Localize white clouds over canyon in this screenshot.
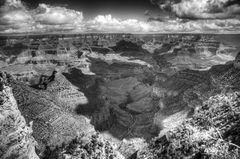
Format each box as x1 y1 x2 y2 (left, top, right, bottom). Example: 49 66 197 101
172 0 240 19
34 4 84 25
0 0 240 33
151 0 240 19
0 0 85 33
86 15 154 33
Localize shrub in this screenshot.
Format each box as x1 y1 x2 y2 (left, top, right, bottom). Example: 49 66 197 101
43 132 123 159
139 92 240 159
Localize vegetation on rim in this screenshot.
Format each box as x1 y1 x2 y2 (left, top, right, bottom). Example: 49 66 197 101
139 92 240 159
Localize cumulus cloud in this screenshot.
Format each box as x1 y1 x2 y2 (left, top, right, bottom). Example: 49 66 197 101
86 14 240 33
0 0 85 33
33 3 85 32
151 0 240 19
86 15 153 33
34 4 83 25
0 0 34 33
0 0 240 33
145 0 240 33
173 0 240 19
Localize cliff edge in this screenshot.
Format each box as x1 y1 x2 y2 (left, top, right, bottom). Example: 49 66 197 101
0 72 39 159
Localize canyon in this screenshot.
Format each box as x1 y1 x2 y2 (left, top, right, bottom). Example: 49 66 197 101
0 33 240 158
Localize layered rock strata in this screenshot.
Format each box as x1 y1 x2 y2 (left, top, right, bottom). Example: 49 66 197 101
8 73 95 153
0 73 39 159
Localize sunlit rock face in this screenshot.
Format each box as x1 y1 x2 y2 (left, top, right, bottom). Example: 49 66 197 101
9 72 95 153
0 37 95 85
0 73 39 159
152 35 238 75
142 41 162 54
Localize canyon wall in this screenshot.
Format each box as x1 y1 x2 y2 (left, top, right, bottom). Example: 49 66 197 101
0 72 39 159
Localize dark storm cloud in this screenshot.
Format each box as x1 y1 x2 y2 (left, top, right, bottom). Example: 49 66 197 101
224 0 240 7
150 0 240 19
144 10 166 22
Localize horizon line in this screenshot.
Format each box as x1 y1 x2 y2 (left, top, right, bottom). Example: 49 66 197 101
1 32 240 37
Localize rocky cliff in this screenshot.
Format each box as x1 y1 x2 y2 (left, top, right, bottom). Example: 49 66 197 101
8 73 95 154
0 72 39 159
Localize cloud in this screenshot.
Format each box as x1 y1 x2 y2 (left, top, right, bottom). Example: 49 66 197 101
34 4 83 25
0 0 240 33
173 0 240 19
86 14 240 33
0 0 34 33
86 15 153 33
33 3 85 32
151 0 240 19
145 0 240 33
0 0 84 33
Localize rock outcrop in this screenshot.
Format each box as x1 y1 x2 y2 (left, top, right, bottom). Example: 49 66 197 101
7 72 95 155
0 72 39 159
153 36 237 75
234 52 240 69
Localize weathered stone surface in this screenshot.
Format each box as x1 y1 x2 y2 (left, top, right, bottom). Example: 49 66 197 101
9 73 95 153
0 73 39 159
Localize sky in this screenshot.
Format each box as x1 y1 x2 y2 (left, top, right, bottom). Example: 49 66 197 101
20 0 160 20
0 0 240 34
